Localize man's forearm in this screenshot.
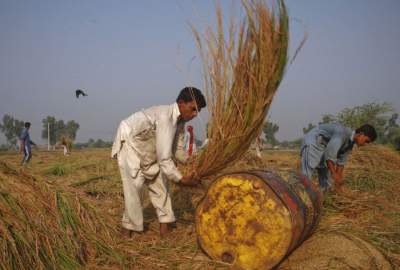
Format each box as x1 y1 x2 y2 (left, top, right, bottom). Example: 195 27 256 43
326 160 336 176
327 160 344 187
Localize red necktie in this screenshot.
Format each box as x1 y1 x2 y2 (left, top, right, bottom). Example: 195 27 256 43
188 129 194 156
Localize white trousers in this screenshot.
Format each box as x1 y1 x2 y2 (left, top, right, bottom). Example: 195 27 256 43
62 145 68 156
118 144 176 232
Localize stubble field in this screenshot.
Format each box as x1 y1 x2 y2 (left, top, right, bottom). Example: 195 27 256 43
0 145 399 269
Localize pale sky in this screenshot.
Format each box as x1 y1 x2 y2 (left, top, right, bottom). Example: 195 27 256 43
0 0 399 144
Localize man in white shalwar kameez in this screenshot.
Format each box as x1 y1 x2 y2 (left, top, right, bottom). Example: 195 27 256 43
111 87 206 237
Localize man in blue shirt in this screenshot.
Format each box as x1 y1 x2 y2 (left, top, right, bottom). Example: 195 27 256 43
300 123 377 191
19 122 36 166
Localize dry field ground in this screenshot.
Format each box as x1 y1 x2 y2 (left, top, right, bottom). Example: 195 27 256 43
0 145 399 269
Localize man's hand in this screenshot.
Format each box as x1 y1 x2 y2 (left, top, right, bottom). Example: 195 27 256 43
327 160 344 191
332 172 344 192
180 172 199 186
336 165 344 181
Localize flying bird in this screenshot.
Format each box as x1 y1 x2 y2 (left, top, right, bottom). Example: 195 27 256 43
75 89 88 98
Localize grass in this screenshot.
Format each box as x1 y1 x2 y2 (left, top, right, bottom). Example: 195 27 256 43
46 163 72 176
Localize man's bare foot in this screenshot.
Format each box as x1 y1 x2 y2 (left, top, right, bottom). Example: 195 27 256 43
121 227 144 238
121 227 133 238
160 223 176 238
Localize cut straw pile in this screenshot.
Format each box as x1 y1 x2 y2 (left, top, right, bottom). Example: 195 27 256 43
188 0 290 179
0 160 125 269
320 145 400 268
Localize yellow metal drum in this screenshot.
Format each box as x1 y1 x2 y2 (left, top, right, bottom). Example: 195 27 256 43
195 170 322 270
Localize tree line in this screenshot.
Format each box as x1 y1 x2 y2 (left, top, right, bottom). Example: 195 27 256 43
263 102 400 150
2 102 399 151
0 115 79 149
0 114 113 150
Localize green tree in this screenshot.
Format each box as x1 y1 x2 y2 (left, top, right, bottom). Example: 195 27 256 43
42 116 79 146
0 114 25 146
93 139 112 148
335 102 392 142
318 102 398 145
387 113 399 129
319 114 336 124
54 120 66 142
383 113 400 148
385 127 400 149
64 120 80 140
263 121 279 146
302 123 316 134
87 138 95 147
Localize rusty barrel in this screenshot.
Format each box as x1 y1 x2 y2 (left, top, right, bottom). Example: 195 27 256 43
195 170 322 270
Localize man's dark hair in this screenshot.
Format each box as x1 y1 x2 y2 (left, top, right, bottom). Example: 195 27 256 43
356 124 377 142
24 122 31 128
176 87 206 109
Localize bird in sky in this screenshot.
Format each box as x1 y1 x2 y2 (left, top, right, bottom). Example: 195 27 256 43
75 89 88 98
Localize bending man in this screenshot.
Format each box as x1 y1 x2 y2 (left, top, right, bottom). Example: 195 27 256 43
111 87 206 237
301 123 377 191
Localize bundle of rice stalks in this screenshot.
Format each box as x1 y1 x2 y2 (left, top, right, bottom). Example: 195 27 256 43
0 160 125 269
189 0 292 179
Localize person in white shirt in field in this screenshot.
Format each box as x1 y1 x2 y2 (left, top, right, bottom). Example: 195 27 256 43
111 87 206 237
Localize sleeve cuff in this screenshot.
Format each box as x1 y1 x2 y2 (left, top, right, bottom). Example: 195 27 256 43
159 159 183 183
325 157 337 164
173 171 183 183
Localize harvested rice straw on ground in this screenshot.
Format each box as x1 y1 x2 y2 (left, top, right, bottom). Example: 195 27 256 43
0 160 126 269
186 0 295 179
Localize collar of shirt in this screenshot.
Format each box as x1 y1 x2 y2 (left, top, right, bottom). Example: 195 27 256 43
350 130 355 143
172 102 181 124
343 131 356 153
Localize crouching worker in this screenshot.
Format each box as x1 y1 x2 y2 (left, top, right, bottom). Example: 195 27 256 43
111 87 206 237
300 123 377 192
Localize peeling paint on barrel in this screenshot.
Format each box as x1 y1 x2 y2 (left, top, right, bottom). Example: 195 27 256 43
195 170 322 270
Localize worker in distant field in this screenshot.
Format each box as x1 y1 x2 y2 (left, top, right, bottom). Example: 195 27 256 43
19 122 36 166
300 123 377 192
111 87 206 237
183 125 196 157
60 136 72 156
